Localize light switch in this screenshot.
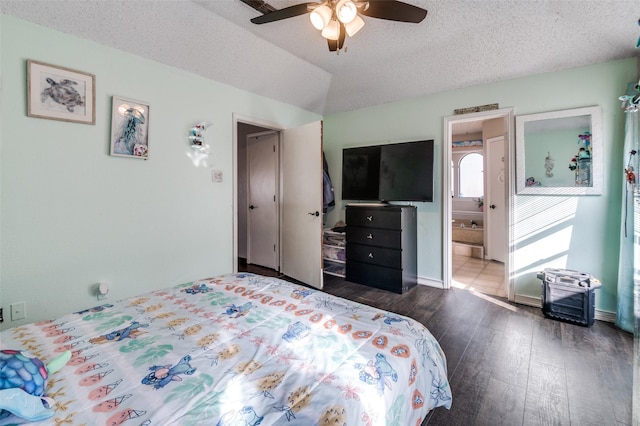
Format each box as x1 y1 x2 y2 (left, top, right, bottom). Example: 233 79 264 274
212 170 223 182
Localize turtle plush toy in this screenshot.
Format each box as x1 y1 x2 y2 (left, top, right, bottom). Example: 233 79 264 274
0 349 71 422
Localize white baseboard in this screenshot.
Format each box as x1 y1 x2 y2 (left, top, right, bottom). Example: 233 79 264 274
515 294 616 323
417 276 444 289
594 310 616 323
418 281 617 324
514 294 540 307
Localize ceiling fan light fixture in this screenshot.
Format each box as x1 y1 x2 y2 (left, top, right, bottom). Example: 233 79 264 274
336 0 357 24
321 18 340 40
344 14 364 37
309 4 332 30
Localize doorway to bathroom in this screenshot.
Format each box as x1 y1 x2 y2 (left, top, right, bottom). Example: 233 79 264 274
443 108 514 300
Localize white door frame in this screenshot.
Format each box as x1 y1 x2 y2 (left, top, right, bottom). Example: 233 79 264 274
443 108 515 301
233 114 283 273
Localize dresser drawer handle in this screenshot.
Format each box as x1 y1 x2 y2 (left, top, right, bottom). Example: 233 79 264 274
366 215 373 222
368 252 374 259
366 233 373 239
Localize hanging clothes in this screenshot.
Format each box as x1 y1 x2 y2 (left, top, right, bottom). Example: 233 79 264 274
323 152 335 213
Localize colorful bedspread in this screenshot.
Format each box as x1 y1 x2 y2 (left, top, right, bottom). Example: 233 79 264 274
0 273 451 425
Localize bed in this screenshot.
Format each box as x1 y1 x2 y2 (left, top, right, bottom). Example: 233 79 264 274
0 273 451 425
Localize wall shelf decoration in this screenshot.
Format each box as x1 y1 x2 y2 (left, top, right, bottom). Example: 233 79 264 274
452 139 483 148
516 106 602 195
110 96 150 159
189 121 211 153
27 60 96 125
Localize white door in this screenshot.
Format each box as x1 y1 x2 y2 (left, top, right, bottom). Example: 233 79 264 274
281 121 324 289
247 132 279 269
486 135 506 262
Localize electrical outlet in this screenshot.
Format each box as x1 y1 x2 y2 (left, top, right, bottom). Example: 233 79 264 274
11 302 26 321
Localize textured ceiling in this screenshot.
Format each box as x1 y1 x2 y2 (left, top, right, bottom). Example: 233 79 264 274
1 0 639 115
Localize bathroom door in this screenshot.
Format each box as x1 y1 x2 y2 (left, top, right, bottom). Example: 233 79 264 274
486 135 506 262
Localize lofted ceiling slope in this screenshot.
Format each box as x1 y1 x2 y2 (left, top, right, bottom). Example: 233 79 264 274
1 0 639 115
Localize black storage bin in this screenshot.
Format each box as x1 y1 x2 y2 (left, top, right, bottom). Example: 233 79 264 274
537 268 601 326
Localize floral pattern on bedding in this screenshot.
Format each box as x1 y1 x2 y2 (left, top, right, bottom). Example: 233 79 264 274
0 273 451 425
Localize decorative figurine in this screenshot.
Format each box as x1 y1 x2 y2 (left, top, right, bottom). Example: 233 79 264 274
544 152 554 177
625 165 635 186
526 177 540 187
189 121 211 152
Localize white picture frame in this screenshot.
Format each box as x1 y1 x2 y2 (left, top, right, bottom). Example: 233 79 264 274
109 96 150 159
27 60 96 125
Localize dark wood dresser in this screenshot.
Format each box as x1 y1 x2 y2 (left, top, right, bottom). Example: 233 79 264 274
345 204 417 294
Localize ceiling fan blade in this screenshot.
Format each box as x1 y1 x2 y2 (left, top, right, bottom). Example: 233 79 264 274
360 0 427 23
250 2 315 24
327 23 346 52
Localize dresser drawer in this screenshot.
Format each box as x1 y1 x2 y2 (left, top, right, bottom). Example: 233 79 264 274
346 262 405 293
346 227 401 248
344 204 416 294
346 244 401 268
346 207 402 230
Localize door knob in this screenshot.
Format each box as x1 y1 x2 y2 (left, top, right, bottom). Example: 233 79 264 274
249 205 256 210
490 204 496 209
308 211 320 217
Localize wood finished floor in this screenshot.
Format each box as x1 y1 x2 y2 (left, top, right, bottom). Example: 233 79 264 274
241 263 633 426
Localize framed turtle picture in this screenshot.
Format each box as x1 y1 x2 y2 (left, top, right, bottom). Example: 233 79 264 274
109 96 150 159
27 60 96 124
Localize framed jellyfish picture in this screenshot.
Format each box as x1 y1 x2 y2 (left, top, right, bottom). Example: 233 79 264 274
109 96 150 159
27 60 96 124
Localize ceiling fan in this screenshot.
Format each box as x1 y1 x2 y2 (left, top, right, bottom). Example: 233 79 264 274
244 0 428 52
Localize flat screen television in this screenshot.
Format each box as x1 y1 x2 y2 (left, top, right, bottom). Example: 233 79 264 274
341 140 434 202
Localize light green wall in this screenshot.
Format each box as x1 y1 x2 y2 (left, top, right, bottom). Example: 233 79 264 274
0 15 320 330
1 15 635 326
324 58 637 314
524 127 590 187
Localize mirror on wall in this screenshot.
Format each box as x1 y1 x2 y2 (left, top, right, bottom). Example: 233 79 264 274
516 106 602 195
